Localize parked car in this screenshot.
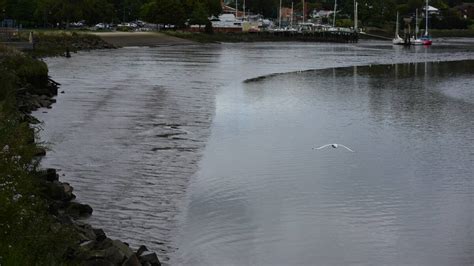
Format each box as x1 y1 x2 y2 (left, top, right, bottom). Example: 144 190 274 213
95 23 106 29
70 20 86 28
95 23 113 30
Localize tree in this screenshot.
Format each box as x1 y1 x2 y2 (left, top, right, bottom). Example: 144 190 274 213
141 0 185 26
189 2 209 25
182 0 221 18
9 0 37 26
81 0 115 24
205 0 222 16
246 0 279 18
139 0 157 22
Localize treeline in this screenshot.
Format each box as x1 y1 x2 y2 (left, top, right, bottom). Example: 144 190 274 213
236 0 473 29
0 0 222 27
1 0 472 28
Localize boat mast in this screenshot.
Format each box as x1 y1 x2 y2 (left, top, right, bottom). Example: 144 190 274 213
415 9 419 38
279 0 282 28
425 0 429 36
354 1 358 31
291 2 294 28
302 0 305 24
243 0 245 19
235 0 238 18
333 0 337 27
395 11 399 37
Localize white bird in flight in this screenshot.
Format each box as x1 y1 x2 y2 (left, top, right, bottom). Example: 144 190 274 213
313 144 354 152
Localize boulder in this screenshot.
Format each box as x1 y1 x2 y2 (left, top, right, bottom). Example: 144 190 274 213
34 147 47 156
56 213 74 225
40 168 59 182
39 99 51 108
31 97 42 109
84 258 115 266
62 182 75 200
103 246 126 265
136 245 148 257
111 240 134 259
94 237 114 250
73 222 96 240
92 228 107 242
138 251 161 266
80 240 97 250
44 181 75 202
65 202 93 218
122 254 141 266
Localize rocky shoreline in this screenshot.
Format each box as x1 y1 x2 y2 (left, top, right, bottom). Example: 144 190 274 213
12 44 161 265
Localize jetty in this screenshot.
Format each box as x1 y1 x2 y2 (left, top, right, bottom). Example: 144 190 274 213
262 30 359 43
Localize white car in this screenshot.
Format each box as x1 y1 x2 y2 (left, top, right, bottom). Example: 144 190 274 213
95 23 106 29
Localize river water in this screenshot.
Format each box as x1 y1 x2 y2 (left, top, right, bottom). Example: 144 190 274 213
36 39 474 265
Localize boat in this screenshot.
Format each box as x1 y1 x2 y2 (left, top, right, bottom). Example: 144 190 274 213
421 0 433 45
411 9 424 45
393 12 405 45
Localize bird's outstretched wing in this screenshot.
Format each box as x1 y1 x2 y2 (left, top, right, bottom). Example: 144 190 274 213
339 144 355 152
314 144 332 150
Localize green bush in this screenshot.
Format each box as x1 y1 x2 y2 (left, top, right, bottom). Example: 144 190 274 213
0 116 75 265
336 19 354 28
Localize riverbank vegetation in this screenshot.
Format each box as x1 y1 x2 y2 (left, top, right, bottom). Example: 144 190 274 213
0 44 76 265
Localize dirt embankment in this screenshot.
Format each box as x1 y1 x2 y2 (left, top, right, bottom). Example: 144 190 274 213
92 32 195 47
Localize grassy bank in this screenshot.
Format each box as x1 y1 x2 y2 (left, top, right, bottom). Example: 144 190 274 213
0 44 76 264
19 31 115 57
430 29 474 38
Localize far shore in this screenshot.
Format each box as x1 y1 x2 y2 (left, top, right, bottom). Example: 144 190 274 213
93 29 474 45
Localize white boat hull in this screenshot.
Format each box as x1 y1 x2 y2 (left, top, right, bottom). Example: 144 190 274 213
392 35 405 45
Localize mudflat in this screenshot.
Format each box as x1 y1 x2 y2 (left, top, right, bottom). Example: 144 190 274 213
92 32 194 47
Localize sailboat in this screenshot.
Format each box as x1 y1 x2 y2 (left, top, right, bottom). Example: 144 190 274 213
420 0 433 45
393 12 405 45
411 9 424 45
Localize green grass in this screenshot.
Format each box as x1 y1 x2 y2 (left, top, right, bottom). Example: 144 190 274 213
430 29 474 37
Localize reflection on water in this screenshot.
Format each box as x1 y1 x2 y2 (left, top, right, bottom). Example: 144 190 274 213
176 60 474 265
34 40 474 265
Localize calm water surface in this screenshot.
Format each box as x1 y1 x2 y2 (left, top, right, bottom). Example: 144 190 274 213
35 40 474 265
